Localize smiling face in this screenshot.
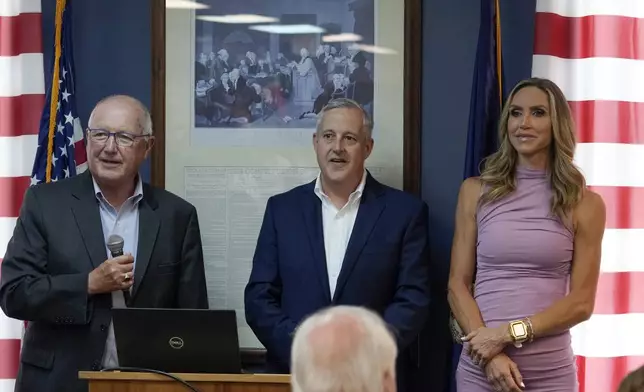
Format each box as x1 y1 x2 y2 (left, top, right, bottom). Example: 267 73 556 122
86 97 154 188
507 86 553 161
313 107 373 188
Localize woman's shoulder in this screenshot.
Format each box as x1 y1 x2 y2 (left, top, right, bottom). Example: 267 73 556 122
572 188 606 232
457 177 484 215
460 176 483 196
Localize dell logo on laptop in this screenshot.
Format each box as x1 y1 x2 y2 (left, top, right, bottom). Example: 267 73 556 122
169 337 184 349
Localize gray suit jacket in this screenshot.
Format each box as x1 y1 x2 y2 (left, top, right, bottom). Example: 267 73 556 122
0 171 209 392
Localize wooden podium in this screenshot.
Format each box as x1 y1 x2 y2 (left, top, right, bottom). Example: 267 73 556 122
79 371 290 392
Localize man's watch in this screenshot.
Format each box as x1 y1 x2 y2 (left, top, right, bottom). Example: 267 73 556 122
508 319 530 348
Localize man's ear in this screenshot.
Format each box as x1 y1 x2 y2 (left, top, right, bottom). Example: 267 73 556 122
364 137 374 160
383 368 397 392
144 136 155 158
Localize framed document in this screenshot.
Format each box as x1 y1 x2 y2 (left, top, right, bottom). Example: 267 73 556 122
150 0 421 348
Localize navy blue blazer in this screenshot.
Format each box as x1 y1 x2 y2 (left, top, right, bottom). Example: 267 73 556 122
244 172 431 371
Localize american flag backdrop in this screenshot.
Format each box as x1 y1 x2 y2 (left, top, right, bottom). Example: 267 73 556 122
0 1 44 390
31 0 86 184
532 0 644 391
0 0 85 391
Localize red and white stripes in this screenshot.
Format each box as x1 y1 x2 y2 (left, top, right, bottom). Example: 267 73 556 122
0 1 44 391
533 0 644 391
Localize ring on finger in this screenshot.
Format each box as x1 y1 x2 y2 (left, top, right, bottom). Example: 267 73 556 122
124 272 131 281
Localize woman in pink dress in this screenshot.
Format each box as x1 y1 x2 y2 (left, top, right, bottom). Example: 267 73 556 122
448 78 606 392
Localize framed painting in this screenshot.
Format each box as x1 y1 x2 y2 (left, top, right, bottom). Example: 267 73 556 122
150 0 421 348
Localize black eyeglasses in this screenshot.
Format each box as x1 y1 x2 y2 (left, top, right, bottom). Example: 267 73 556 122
86 128 150 147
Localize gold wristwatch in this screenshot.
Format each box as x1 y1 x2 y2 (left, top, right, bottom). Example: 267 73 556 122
508 319 530 348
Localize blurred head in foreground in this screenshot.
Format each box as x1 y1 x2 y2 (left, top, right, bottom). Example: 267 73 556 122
617 364 644 392
291 305 397 392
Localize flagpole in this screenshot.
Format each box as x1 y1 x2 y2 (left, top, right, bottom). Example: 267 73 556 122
45 0 68 183
495 0 503 106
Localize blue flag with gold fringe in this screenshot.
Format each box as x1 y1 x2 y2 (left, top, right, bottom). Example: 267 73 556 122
463 0 505 179
449 0 505 390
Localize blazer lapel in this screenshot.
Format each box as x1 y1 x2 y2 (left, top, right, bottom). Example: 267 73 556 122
332 175 386 302
70 171 107 269
132 185 160 298
301 184 332 302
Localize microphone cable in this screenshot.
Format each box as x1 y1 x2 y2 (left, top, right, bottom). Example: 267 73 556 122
100 367 199 392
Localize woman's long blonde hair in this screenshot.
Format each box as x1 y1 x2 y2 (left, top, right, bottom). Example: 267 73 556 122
479 77 586 223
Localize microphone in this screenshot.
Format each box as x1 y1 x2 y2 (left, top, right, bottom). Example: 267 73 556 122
106 234 131 304
107 234 124 258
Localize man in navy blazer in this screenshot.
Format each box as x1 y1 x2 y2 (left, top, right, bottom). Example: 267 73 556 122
244 98 430 388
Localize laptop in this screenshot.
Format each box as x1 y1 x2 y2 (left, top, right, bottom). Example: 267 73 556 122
112 308 242 374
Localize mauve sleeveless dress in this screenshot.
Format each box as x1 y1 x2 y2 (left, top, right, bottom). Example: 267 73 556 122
455 166 578 391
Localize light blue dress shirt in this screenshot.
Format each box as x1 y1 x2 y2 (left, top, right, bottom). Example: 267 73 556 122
92 176 143 368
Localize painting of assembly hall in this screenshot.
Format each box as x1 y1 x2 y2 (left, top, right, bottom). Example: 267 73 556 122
193 0 375 129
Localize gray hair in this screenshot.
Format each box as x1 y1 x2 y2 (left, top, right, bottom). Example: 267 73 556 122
315 98 373 138
88 94 153 135
291 306 397 392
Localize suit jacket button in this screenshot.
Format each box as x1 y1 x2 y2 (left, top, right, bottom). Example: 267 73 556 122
91 361 100 371
100 324 107 331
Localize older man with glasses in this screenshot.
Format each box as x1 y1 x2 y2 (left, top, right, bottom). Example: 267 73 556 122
0 94 208 392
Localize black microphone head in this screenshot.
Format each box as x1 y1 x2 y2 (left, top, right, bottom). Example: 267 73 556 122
107 234 124 256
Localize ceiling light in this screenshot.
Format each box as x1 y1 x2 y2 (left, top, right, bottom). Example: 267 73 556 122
166 0 209 9
197 14 279 23
323 33 362 42
249 24 325 34
350 44 397 55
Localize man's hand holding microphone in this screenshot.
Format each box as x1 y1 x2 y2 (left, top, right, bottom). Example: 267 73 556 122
87 234 134 295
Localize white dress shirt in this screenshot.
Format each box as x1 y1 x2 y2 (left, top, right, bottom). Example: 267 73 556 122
313 170 367 298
